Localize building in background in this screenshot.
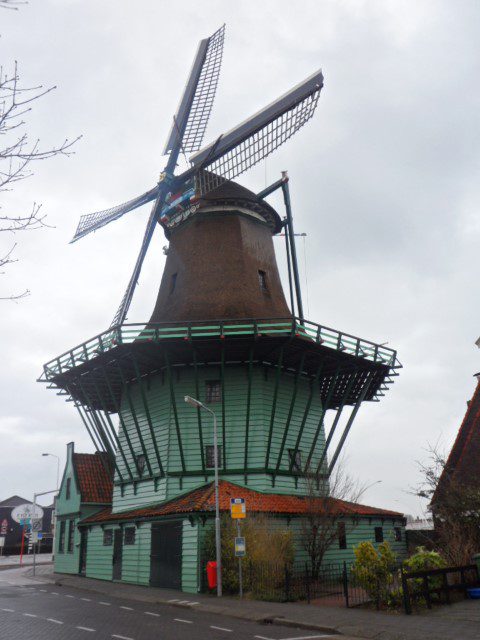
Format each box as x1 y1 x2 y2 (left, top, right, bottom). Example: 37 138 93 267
0 495 54 555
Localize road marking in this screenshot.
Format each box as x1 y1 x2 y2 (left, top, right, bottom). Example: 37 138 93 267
211 625 233 632
1 608 14 612
23 613 37 617
65 594 75 598
39 589 47 592
174 618 193 624
47 618 64 624
144 611 160 617
167 598 179 602
51 591 59 595
82 598 91 602
76 626 96 632
99 601 111 605
120 605 133 610
254 636 275 640
188 601 199 605
280 636 331 640
112 635 134 640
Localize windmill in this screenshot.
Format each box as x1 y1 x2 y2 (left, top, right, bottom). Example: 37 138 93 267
71 24 323 327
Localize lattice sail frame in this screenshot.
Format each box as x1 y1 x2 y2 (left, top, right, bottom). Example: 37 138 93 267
190 72 322 195
181 24 225 153
71 186 159 244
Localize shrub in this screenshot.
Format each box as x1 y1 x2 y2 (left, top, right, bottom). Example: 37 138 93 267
351 541 397 608
403 546 447 601
202 514 294 597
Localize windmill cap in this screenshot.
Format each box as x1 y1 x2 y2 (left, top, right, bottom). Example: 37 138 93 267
196 176 282 234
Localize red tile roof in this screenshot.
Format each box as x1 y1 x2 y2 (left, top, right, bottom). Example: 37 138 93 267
73 453 113 504
433 375 480 503
81 480 403 525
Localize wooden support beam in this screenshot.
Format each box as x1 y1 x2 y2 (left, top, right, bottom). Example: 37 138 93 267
102 367 141 478
244 346 254 484
304 365 341 472
164 352 186 473
116 363 153 477
327 374 372 476
130 356 165 477
193 349 207 480
265 347 284 468
78 380 134 482
274 352 306 479
220 340 227 470
315 370 359 476
289 362 324 472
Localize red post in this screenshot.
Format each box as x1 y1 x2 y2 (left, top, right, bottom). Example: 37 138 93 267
19 524 26 567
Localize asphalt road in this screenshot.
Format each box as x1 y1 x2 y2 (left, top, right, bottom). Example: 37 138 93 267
0 572 333 640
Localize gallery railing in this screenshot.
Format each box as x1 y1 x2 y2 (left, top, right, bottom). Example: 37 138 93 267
43 316 400 379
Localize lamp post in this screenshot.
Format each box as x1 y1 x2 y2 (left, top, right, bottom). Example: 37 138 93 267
184 395 222 597
41 453 60 490
42 453 60 562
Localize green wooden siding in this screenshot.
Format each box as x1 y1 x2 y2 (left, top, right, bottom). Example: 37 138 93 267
112 364 330 512
85 526 114 581
121 523 151 585
182 519 199 593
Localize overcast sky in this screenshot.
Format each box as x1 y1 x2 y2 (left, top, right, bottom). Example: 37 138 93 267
1 0 479 515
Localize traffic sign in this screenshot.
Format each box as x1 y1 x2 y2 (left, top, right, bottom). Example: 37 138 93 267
230 498 246 519
234 537 246 557
11 504 44 525
31 519 42 532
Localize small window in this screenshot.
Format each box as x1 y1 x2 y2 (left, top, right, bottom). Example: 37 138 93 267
169 273 177 294
338 522 347 549
288 449 302 472
103 530 113 546
258 270 268 291
136 454 146 476
205 380 221 403
394 527 402 542
58 520 66 553
374 526 384 543
67 519 74 553
124 527 136 545
206 445 223 469
66 477 71 500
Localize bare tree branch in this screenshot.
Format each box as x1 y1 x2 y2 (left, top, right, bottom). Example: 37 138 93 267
0 40 81 298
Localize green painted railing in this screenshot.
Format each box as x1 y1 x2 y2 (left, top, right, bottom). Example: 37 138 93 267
43 317 400 379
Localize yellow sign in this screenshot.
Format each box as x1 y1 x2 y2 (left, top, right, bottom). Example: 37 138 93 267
230 498 246 519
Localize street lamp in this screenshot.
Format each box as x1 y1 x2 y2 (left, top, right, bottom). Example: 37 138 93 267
42 452 61 563
184 395 222 597
42 453 60 490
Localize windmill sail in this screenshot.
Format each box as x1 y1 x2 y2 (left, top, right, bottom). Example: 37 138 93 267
70 185 159 243
110 191 167 327
189 69 323 194
163 24 225 155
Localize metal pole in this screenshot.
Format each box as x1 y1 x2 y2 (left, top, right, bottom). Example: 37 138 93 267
32 489 58 577
213 410 223 597
33 493 37 577
284 221 296 316
281 174 304 322
237 520 243 598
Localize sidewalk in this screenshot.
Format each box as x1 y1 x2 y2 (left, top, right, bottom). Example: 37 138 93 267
26 566 480 640
0 553 53 570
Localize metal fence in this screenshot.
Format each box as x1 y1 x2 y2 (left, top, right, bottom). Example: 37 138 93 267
202 560 372 608
401 564 480 614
